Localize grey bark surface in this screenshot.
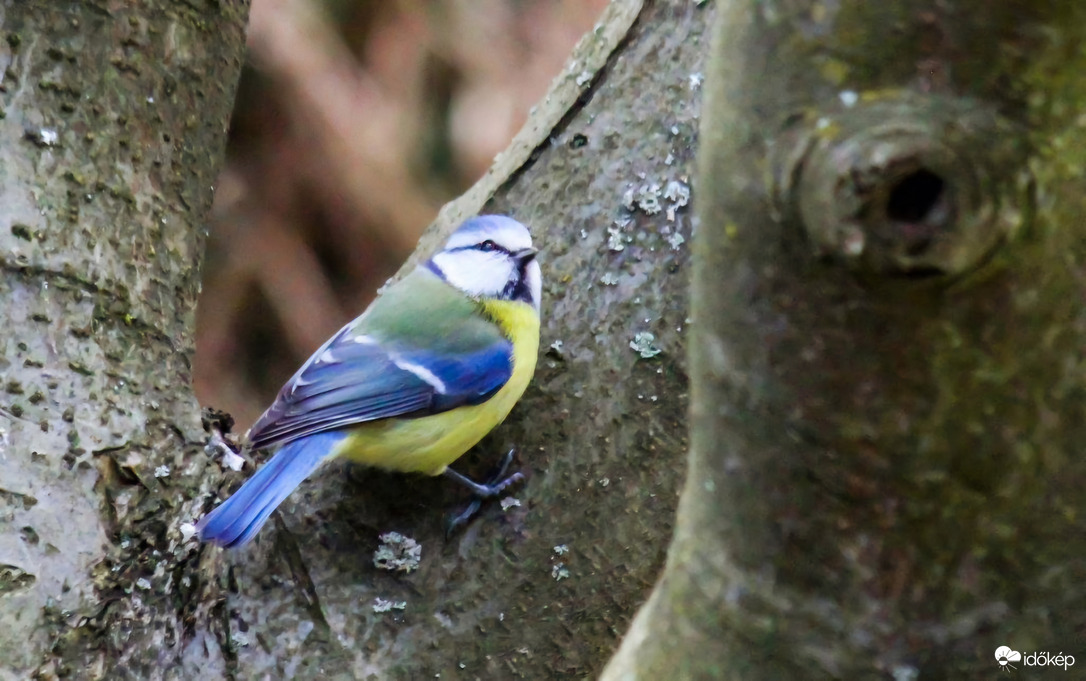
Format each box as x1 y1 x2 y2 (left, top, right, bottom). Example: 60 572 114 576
0 2 248 680
604 1 1086 679
0 0 708 678
192 1 705 678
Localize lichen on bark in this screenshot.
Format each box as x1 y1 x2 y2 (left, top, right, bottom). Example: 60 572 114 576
0 2 249 679
604 2 1086 679
190 1 707 678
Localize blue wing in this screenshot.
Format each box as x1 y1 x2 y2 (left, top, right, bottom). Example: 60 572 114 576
247 318 513 450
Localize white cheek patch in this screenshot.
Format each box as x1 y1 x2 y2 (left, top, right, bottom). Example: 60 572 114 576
524 260 542 312
431 250 514 298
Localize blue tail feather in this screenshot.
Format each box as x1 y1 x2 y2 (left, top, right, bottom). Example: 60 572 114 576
197 431 346 548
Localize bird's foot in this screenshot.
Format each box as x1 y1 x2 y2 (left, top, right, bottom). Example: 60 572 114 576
444 449 524 535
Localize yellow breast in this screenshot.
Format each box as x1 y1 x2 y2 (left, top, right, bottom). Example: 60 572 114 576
333 300 540 475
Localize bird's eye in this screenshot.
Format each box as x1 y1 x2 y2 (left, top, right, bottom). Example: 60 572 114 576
478 240 498 252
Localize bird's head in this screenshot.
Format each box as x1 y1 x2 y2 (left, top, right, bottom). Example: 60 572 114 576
426 215 542 312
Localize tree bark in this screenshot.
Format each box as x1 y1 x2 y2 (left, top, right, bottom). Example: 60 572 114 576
0 3 248 680
0 0 709 678
604 2 1086 679
183 1 708 678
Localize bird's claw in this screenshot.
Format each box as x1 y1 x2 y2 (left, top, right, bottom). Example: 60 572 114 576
444 449 524 536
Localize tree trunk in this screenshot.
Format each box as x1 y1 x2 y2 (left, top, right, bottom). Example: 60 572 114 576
604 2 1086 679
184 1 707 678
4 0 710 679
0 3 248 679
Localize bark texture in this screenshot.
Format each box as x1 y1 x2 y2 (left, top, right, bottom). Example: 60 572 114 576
604 1 1086 679
0 2 248 680
189 1 704 679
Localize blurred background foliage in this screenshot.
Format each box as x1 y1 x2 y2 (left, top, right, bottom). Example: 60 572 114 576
195 0 608 428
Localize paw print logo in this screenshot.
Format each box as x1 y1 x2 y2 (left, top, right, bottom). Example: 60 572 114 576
995 646 1021 672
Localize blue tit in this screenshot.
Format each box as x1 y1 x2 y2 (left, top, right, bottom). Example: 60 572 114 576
197 215 542 548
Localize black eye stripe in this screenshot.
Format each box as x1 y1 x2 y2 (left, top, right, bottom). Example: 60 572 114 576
449 241 510 254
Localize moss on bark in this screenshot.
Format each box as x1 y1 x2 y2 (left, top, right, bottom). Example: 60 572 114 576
0 3 248 679
605 2 1086 679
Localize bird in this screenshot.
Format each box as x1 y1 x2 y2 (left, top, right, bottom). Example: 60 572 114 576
197 215 542 548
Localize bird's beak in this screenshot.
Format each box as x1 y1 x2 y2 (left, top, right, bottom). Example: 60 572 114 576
512 247 538 263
